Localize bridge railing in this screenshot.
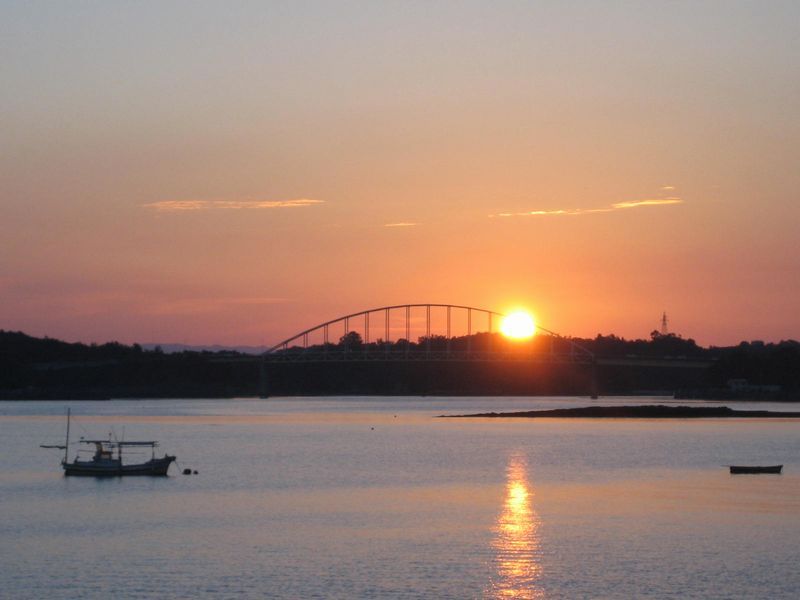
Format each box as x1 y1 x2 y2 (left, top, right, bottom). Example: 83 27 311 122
263 348 595 364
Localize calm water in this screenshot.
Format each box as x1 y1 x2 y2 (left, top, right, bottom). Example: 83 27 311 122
2 396 800 599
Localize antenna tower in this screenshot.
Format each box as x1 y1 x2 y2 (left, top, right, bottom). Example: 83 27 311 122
660 311 669 336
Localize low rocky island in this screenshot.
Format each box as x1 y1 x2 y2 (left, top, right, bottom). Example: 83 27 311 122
445 405 800 419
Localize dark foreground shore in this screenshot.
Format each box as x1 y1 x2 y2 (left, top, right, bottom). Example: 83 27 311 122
445 405 800 419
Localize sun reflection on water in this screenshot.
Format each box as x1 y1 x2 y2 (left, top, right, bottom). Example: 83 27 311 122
488 453 543 599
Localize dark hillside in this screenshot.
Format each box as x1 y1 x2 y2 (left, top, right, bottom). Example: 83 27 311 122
1 330 798 399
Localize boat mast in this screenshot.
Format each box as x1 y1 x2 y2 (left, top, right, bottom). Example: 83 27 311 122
63 408 71 464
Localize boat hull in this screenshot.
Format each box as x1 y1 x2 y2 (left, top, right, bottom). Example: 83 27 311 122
63 456 176 477
729 465 783 474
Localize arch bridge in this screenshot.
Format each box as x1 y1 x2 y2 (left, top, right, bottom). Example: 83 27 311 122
262 303 594 364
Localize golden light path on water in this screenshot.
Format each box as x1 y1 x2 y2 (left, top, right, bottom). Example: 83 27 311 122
487 453 543 599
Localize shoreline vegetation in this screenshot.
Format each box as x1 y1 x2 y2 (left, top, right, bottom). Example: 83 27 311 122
2 329 799 399
444 405 800 419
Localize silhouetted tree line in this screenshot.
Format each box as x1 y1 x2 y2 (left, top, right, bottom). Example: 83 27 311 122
706 339 800 390
0 330 255 398
275 330 707 358
1 329 798 399
578 331 705 358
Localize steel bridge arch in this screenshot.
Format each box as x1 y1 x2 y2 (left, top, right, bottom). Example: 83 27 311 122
264 303 593 360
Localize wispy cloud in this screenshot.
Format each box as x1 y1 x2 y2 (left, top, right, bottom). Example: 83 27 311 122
144 198 324 212
492 208 607 217
660 185 676 191
611 198 683 209
490 197 683 218
384 222 420 227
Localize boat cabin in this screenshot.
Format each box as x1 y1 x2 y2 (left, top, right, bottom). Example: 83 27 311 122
91 442 115 462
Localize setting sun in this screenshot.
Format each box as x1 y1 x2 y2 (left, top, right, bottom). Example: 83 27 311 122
500 311 537 339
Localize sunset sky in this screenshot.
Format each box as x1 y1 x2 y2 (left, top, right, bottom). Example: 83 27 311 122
2 1 799 347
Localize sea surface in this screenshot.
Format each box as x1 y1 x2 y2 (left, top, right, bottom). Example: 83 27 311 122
2 396 800 599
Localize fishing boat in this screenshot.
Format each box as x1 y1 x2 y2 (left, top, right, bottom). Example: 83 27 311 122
42 408 176 477
729 465 783 474
64 439 176 476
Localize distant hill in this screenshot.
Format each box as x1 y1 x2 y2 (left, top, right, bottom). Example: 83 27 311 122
140 343 268 355
0 330 144 363
0 329 257 399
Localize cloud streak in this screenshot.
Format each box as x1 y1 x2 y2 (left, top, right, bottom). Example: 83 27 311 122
384 222 420 227
491 197 683 218
612 198 682 209
144 198 324 212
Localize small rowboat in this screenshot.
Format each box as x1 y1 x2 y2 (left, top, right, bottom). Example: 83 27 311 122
729 465 783 474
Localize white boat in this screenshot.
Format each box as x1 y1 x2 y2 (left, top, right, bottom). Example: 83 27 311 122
43 409 176 477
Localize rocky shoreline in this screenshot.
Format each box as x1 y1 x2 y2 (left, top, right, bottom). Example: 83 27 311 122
445 405 800 419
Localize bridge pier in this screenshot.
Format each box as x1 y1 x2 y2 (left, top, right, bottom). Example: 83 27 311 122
590 359 599 399
259 359 269 399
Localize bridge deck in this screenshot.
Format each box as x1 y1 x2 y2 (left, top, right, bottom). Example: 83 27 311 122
233 352 714 368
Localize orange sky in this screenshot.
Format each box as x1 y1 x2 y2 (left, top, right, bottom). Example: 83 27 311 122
2 2 799 347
